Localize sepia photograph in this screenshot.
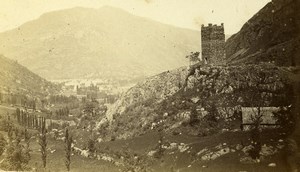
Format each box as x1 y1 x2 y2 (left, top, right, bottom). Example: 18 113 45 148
0 0 299 171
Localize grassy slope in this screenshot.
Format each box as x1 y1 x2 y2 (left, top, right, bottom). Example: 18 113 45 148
28 137 119 172
97 129 289 172
0 105 291 171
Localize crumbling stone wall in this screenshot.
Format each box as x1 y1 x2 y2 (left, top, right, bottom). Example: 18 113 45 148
201 23 226 65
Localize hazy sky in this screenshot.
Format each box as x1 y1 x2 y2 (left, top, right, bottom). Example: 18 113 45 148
0 0 270 34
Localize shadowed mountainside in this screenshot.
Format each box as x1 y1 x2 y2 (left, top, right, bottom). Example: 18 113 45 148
0 55 59 96
225 0 300 66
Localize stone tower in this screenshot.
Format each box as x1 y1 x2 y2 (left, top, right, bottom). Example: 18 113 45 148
201 23 225 64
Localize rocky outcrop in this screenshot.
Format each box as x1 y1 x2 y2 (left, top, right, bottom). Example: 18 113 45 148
105 67 188 122
100 63 293 140
225 0 300 66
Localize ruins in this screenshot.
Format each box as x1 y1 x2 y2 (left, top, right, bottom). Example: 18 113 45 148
201 23 226 64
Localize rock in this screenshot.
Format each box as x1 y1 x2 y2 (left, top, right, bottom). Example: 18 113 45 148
215 143 223 149
260 145 277 156
201 147 230 161
97 138 103 143
191 97 200 103
268 163 276 167
242 145 253 153
170 143 177 149
101 155 113 162
210 153 220 160
276 144 284 149
201 154 211 161
222 129 229 132
188 165 191 168
240 156 258 164
178 143 189 152
197 148 208 156
81 150 90 157
147 150 157 157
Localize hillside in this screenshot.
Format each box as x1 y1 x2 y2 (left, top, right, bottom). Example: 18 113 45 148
225 0 300 66
100 63 294 139
0 55 59 97
0 6 200 80
105 67 188 122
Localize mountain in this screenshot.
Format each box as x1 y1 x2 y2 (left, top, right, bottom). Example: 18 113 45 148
0 55 59 97
0 6 200 80
225 0 300 66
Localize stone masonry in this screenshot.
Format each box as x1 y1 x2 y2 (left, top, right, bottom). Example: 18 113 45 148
201 23 226 64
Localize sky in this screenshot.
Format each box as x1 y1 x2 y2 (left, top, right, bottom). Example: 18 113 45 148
0 0 271 34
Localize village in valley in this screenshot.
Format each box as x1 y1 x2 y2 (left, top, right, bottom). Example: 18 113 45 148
0 0 299 171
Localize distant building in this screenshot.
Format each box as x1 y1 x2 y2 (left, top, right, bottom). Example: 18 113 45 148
201 23 226 64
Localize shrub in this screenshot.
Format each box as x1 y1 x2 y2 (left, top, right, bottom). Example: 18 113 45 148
87 138 96 153
0 133 7 156
0 130 31 171
248 126 261 159
273 106 295 134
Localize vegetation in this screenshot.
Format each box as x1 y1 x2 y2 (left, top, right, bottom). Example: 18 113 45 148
0 126 31 171
0 133 7 156
186 52 200 65
65 128 73 171
39 117 47 168
273 106 295 134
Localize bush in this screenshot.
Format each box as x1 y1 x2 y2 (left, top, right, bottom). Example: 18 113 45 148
0 132 31 171
87 138 96 153
248 126 261 160
273 106 295 134
0 133 7 156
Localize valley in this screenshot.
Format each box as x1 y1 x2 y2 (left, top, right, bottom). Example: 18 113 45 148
0 0 299 171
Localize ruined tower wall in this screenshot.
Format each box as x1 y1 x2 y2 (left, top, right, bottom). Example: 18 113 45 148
201 23 226 64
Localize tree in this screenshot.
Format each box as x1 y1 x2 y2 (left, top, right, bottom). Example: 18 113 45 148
154 128 165 159
0 133 7 156
7 114 13 142
65 128 73 171
39 117 47 168
273 106 295 134
242 68 274 160
0 128 30 171
23 129 31 165
186 52 200 66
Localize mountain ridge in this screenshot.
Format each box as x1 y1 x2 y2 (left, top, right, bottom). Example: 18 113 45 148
0 6 200 80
